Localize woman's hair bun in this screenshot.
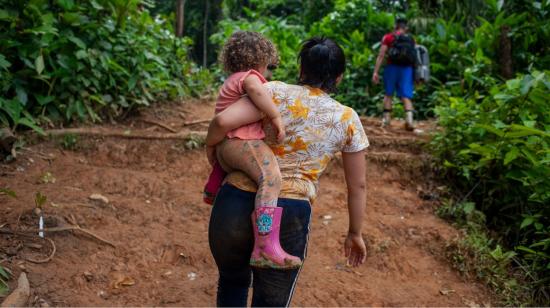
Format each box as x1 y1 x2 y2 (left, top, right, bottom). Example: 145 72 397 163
298 37 345 93
309 43 330 61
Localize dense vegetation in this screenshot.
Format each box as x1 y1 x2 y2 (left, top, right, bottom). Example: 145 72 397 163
0 0 213 133
1 0 549 305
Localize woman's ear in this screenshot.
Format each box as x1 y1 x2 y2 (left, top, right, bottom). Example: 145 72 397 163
336 74 344 85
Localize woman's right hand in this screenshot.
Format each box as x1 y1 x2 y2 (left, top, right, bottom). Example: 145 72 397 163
344 232 367 267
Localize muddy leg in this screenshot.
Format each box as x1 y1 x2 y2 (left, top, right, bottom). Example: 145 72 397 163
216 139 281 208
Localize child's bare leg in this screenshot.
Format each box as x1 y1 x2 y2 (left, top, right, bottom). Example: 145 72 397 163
217 139 281 208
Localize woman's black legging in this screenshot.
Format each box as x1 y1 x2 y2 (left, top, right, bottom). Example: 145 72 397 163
208 184 311 307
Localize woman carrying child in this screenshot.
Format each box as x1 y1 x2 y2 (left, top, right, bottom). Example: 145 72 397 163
206 33 369 307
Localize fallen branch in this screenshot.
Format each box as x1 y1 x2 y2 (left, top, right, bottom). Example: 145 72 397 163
45 128 205 141
0 225 116 248
140 119 178 133
39 226 117 248
0 273 30 307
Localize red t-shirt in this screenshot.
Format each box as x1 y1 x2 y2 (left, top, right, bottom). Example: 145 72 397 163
382 31 414 65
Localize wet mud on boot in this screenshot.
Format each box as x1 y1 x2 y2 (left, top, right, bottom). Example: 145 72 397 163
250 206 302 269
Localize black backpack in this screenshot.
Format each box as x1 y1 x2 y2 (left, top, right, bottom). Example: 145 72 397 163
388 33 416 66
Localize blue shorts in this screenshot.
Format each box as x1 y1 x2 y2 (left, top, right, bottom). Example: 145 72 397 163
383 64 414 99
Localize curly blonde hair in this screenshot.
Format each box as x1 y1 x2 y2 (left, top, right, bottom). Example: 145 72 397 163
220 31 278 74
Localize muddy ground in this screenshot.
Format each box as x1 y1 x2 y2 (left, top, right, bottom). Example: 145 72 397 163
0 100 493 306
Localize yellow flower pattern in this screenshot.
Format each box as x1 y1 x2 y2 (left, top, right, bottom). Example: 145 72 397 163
226 82 369 203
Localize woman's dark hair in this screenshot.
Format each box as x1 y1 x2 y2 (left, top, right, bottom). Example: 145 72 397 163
298 37 345 93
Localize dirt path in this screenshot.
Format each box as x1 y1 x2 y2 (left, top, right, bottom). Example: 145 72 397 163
0 101 493 306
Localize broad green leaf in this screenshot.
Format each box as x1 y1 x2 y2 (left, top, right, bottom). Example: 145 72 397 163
75 101 85 118
56 0 75 10
16 87 28 105
18 118 45 135
75 50 87 59
520 217 534 229
504 147 519 165
0 9 11 21
521 148 538 165
90 0 104 10
520 75 534 95
68 36 86 49
462 202 475 214
35 54 45 75
475 124 504 137
506 124 550 138
128 75 138 90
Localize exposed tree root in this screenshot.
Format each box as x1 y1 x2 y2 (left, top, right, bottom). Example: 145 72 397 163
45 128 205 141
0 225 116 248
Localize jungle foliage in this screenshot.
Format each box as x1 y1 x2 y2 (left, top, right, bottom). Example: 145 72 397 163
0 0 213 132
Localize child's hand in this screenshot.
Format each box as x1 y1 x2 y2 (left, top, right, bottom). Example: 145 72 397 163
206 145 217 167
271 116 286 143
344 232 367 267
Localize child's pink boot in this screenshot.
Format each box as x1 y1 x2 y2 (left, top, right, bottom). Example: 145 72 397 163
203 162 226 205
250 206 302 269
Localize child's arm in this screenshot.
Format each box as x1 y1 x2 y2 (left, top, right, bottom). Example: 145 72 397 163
205 96 263 147
243 75 285 142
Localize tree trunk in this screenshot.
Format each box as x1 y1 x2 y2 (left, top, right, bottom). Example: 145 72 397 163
202 0 210 67
499 25 513 79
175 0 186 37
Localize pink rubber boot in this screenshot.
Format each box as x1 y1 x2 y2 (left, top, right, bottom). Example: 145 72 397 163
250 206 302 269
203 162 226 205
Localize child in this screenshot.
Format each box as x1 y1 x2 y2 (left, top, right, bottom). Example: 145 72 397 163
203 31 301 269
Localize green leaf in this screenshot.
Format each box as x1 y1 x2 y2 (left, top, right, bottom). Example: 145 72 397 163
68 36 86 49
504 147 519 165
462 202 475 215
516 246 536 254
90 0 104 10
0 266 8 279
35 54 45 75
18 118 45 135
0 54 11 70
0 9 11 21
56 0 75 10
521 148 538 165
75 50 87 59
75 100 85 118
128 75 138 90
35 192 47 208
16 87 28 105
507 124 550 138
520 217 534 229
475 124 504 137
0 188 17 198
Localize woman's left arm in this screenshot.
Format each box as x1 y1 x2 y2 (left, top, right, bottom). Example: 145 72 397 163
205 96 263 147
342 150 367 267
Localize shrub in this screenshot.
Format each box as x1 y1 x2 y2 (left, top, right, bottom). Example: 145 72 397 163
0 0 213 132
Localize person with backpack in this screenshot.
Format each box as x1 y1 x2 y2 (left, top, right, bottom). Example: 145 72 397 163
372 18 417 131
